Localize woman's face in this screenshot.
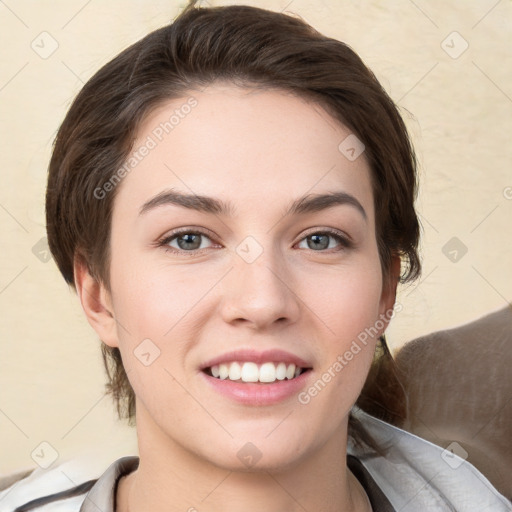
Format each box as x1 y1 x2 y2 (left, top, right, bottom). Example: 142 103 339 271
102 83 397 470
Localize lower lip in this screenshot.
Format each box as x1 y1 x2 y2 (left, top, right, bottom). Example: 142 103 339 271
200 370 312 406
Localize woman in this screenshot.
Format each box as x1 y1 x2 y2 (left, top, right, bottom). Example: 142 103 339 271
4 2 510 511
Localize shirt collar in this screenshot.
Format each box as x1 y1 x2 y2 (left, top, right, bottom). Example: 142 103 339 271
79 456 139 512
78 452 393 512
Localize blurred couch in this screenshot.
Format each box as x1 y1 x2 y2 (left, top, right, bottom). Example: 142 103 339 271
393 306 511 499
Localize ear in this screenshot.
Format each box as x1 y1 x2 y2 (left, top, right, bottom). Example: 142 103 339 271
377 254 401 333
74 254 119 348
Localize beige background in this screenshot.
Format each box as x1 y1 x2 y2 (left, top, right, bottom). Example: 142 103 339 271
1 0 511 476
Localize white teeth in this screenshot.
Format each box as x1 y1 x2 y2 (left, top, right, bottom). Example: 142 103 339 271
259 362 276 383
219 363 229 380
276 362 287 380
241 362 259 382
228 362 242 380
208 361 306 383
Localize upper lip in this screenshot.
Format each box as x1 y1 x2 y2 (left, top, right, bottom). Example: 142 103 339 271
200 349 312 370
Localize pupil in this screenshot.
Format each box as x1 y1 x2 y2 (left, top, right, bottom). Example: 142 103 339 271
178 233 200 250
309 234 328 250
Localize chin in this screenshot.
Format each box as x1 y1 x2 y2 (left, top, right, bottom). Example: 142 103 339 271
196 427 319 474
208 444 310 474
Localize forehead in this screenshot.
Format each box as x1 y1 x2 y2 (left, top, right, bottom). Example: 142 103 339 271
112 83 374 223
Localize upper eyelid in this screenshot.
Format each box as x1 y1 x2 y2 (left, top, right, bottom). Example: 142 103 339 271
299 227 352 241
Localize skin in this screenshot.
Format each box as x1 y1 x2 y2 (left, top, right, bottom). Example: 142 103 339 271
75 83 399 512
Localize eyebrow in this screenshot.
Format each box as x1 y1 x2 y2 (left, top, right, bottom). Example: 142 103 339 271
139 189 367 221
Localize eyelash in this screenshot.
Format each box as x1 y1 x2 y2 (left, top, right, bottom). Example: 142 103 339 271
156 227 353 256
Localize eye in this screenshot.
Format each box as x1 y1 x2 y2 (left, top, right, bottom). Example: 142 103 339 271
157 229 216 254
157 227 353 255
296 230 352 251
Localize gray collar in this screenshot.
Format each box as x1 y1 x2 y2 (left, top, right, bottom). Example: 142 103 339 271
79 456 139 512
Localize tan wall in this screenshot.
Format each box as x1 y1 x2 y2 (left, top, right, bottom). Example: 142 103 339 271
1 0 511 475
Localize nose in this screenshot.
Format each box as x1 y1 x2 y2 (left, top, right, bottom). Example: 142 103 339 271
219 244 301 330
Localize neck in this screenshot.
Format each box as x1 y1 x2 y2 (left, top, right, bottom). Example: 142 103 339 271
117 406 371 512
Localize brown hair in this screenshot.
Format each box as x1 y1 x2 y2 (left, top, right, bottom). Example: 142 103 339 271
46 2 420 436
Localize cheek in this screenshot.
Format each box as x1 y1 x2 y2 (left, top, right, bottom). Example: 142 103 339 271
107 255 194 379
311 254 384 340
107 264 199 416
107 251 228 396
301 254 383 400
110 253 200 337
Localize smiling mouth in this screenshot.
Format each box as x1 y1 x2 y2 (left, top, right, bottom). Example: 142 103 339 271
202 361 312 384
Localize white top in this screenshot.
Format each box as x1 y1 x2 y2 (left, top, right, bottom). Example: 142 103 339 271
1 409 510 511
